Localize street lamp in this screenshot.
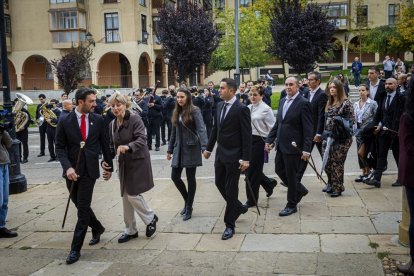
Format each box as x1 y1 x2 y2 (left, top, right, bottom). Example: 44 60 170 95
138 31 149 44
234 0 240 86
0 0 27 194
86 31 95 47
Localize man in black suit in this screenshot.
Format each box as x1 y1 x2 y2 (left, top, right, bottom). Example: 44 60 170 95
56 88 113 265
35 94 47 157
367 66 386 105
265 76 313 216
146 89 163 151
364 78 405 188
296 72 328 184
203 78 252 240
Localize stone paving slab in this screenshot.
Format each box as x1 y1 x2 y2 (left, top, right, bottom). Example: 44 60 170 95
368 235 410 255
316 253 384 276
274 253 318 275
300 216 377 234
370 212 402 234
241 234 320 252
30 260 112 276
320 234 374 253
195 234 245 251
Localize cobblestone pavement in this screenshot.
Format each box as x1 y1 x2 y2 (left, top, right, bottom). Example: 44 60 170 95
0 171 407 275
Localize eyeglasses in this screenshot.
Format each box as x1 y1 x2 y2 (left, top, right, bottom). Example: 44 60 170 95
248 93 259 97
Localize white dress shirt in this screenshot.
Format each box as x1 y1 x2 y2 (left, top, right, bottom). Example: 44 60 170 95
220 95 237 121
249 100 276 138
369 79 380 101
74 109 89 140
282 91 300 119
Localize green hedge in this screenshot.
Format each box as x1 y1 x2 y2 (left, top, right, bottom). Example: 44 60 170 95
271 92 281 110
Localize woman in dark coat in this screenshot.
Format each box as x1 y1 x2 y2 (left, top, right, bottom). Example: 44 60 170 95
108 92 158 243
397 81 414 275
167 88 208 221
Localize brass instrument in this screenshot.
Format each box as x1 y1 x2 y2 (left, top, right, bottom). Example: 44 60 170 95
39 102 58 127
131 98 143 114
102 105 111 116
13 93 33 132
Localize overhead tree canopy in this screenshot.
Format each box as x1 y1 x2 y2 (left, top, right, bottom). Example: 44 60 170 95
391 3 414 52
157 3 219 83
362 25 403 55
268 0 335 76
211 0 274 73
50 44 92 95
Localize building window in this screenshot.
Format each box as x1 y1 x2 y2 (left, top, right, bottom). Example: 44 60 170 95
240 0 252 7
388 4 400 25
141 14 147 44
5 15 11 35
139 0 146 6
215 0 225 10
50 0 84 3
321 3 348 27
356 5 368 28
177 0 186 8
103 0 118 3
105 13 120 42
50 10 86 30
153 16 160 44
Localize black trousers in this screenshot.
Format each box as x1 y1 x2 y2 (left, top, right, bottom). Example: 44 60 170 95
215 160 244 229
16 129 29 160
161 117 172 143
275 149 308 208
46 127 56 158
66 176 104 252
373 132 399 181
171 167 197 207
147 116 161 148
246 136 274 205
297 141 322 183
384 70 393 79
39 124 47 154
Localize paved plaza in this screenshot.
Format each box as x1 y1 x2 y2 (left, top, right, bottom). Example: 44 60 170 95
0 129 407 275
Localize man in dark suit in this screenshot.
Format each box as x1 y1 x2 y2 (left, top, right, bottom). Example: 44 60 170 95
364 78 405 188
146 89 163 151
367 66 386 105
296 72 328 184
203 78 252 240
265 76 313 217
56 88 113 265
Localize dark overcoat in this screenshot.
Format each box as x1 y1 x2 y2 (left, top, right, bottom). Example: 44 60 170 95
399 113 414 187
109 111 154 196
167 107 208 168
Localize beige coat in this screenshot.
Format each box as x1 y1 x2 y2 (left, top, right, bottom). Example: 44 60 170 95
109 111 154 196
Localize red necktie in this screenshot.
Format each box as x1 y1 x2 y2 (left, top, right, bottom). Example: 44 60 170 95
80 114 86 141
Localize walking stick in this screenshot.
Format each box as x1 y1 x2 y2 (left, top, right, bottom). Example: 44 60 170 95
382 127 398 134
291 142 328 186
239 160 261 216
62 141 86 229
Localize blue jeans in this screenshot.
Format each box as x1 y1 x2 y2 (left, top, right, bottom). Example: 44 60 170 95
0 165 10 228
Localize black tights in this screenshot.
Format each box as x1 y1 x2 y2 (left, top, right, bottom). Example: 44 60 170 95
171 167 197 207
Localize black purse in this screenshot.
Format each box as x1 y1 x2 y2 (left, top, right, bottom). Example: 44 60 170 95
332 116 353 140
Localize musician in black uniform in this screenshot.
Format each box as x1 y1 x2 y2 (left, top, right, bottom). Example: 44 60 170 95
36 94 47 157
146 88 163 151
46 99 61 162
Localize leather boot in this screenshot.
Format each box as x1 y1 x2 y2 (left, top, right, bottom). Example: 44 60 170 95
398 260 414 275
183 206 193 221
180 203 186 216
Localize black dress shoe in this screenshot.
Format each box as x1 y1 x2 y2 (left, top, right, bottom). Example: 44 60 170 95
322 185 333 193
183 206 192 221
155 147 160 151
48 158 56 162
243 202 255 209
355 175 367 183
180 205 186 216
66 251 80 265
118 232 138 243
0 227 18 238
364 179 381 188
265 179 278 197
279 207 297 217
392 180 402 187
221 227 235 240
21 159 28 164
397 260 414 275
146 214 158 237
330 191 342 198
89 227 105 246
37 153 45 157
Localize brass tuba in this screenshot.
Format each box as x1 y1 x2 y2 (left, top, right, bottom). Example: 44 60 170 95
13 93 33 132
39 102 58 127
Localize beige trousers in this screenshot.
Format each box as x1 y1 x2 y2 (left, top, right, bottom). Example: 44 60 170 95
122 193 155 235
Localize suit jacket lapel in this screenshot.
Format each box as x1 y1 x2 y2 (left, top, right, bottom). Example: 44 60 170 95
221 101 237 126
283 95 300 121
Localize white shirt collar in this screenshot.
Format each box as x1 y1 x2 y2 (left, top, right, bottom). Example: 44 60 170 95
74 108 89 119
225 96 237 105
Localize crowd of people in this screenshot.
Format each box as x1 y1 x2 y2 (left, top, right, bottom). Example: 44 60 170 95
0 59 413 268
